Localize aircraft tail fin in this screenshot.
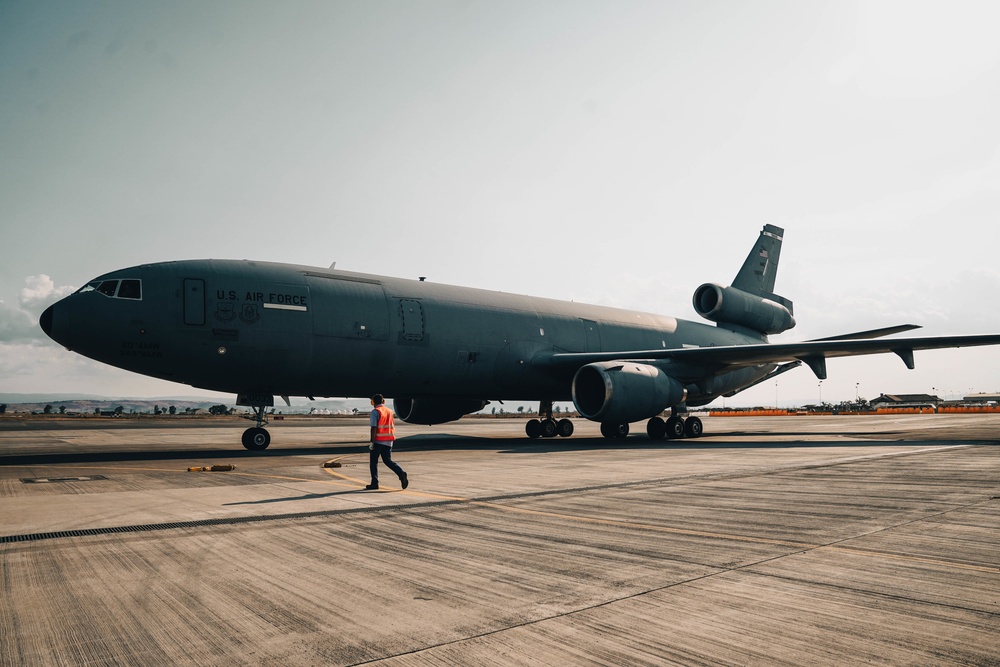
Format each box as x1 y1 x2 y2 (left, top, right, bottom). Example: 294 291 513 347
733 224 784 297
692 224 795 336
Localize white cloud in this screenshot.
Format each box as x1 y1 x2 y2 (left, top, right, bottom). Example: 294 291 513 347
0 275 77 343
0 300 38 342
19 274 76 309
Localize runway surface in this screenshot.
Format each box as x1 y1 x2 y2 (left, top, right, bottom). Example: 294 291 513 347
1 414 999 665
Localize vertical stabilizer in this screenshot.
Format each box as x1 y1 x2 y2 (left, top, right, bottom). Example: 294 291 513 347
691 224 795 335
732 224 783 297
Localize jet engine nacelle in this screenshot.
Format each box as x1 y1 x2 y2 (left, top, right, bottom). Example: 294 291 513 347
692 283 795 335
572 361 688 424
393 398 488 425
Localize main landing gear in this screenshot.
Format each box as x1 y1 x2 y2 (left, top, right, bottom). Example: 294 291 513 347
525 400 574 439
600 408 704 441
242 404 271 451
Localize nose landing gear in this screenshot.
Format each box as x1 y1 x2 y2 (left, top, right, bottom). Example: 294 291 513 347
241 404 271 450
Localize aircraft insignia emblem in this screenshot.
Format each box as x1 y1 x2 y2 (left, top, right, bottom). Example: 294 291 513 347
215 302 236 323
239 303 261 325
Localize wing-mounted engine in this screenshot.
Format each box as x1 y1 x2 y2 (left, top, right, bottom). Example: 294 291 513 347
572 361 687 423
394 398 488 425
692 283 795 335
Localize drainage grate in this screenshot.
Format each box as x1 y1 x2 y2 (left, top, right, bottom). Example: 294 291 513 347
21 475 108 484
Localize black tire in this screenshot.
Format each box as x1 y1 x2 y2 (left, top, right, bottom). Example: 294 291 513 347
601 422 629 439
684 416 703 438
557 419 574 437
665 417 685 440
242 427 270 450
525 419 542 439
646 417 666 440
540 419 558 438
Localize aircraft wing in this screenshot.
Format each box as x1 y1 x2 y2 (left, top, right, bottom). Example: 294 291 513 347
807 324 922 341
538 333 1000 380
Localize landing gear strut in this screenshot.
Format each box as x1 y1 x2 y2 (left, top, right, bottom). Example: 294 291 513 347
241 404 271 450
525 400 574 439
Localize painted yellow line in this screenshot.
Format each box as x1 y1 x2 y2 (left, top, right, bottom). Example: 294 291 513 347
322 466 468 501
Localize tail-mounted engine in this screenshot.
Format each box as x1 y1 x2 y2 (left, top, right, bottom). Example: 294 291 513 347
572 361 687 424
394 398 488 425
692 283 795 335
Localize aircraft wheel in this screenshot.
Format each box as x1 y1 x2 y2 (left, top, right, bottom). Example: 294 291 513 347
684 416 703 438
665 417 685 440
601 422 629 439
557 419 574 437
525 419 542 439
540 419 558 438
646 417 666 440
242 427 271 450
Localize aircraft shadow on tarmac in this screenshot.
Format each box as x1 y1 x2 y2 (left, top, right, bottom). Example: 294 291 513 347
1 433 995 467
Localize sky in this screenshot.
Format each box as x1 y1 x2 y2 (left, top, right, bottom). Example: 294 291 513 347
2 0 1000 407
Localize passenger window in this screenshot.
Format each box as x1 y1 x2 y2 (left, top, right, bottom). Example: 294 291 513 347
117 279 141 300
97 280 119 297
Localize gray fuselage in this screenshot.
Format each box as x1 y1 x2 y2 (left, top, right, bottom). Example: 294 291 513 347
43 259 773 408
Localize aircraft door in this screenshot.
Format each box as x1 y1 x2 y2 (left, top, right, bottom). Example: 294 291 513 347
581 319 602 352
308 276 389 339
400 299 424 342
184 278 206 326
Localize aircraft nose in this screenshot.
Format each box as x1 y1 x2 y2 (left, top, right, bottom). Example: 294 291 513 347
40 304 54 339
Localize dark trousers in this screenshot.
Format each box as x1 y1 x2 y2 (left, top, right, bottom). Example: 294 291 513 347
370 443 404 485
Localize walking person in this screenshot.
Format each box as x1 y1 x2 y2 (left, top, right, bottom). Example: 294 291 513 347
367 394 408 490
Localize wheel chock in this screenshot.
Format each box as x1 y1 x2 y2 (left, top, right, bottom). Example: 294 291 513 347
323 460 343 468
186 465 236 472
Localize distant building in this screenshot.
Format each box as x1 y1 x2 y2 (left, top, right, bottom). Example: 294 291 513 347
870 393 941 409
963 393 1000 404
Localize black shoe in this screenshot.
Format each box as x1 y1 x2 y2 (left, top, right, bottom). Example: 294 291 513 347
365 484 379 490
400 473 409 490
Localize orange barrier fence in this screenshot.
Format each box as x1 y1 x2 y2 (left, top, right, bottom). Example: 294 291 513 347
710 406 1000 417
709 410 790 417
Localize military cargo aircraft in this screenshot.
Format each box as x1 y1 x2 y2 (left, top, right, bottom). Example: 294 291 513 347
40 225 1000 449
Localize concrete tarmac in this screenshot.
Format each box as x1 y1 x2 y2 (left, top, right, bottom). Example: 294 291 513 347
1 414 999 665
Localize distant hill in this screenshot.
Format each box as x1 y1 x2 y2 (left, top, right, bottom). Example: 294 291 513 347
2 399 218 415
0 394 369 415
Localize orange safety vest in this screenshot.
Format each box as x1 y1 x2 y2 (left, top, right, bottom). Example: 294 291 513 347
373 404 396 443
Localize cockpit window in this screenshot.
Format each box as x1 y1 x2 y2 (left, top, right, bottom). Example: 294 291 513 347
118 279 141 299
78 279 142 300
97 280 119 296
